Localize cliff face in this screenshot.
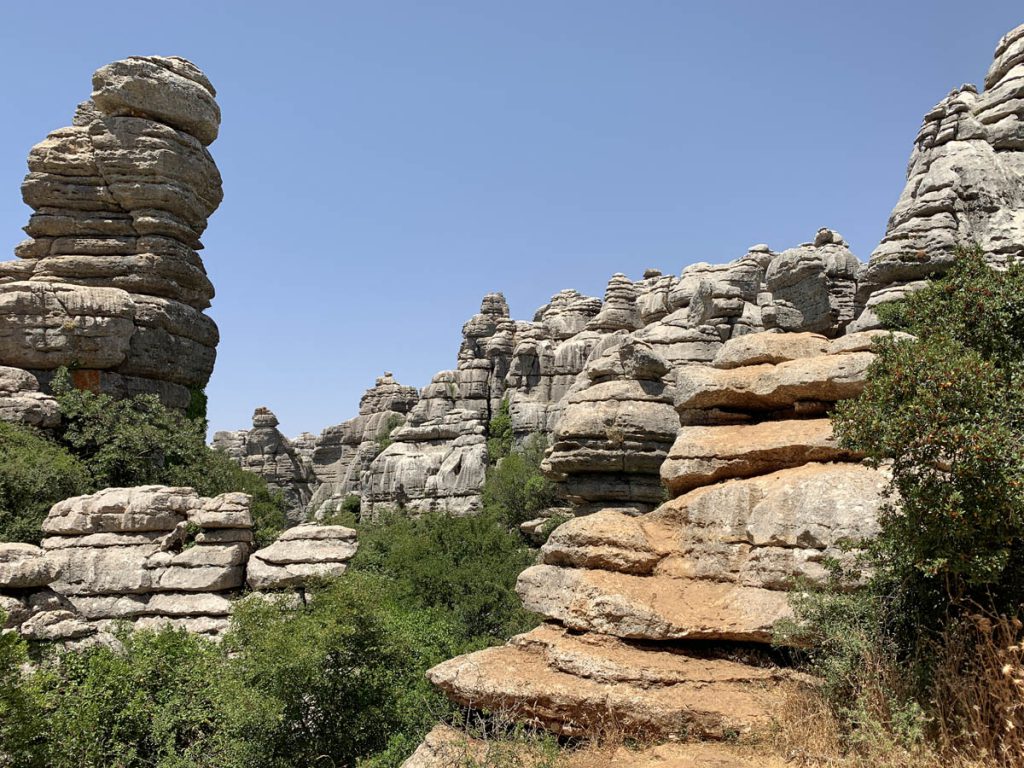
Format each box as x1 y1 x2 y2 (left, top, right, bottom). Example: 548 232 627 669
0 56 224 413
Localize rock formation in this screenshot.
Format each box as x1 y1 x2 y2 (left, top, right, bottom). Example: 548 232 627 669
307 373 419 518
212 407 316 522
0 487 358 643
854 23 1024 329
0 56 223 410
426 328 890 740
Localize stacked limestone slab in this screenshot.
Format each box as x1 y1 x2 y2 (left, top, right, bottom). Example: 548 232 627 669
246 524 357 594
212 407 317 522
30 486 252 640
0 488 360 644
427 329 889 740
0 56 223 409
853 23 1024 329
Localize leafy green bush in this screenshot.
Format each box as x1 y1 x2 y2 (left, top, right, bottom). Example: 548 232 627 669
0 611 44 766
225 574 463 767
350 509 538 644
833 247 1024 646
788 247 1024 752
481 434 556 528
486 399 513 463
30 627 247 768
0 422 89 544
375 413 406 454
48 370 288 546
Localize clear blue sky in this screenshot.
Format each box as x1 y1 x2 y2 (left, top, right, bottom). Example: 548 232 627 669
1 2 1021 438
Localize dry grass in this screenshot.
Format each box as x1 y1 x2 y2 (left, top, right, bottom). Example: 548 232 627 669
932 613 1024 766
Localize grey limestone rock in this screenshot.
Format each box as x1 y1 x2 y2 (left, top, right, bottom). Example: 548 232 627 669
0 55 223 415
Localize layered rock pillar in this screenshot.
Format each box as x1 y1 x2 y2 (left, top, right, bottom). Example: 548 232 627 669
0 56 224 410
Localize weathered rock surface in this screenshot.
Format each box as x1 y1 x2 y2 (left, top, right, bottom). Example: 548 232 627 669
307 373 419 518
427 623 798 739
0 55 223 411
761 229 860 337
0 487 247 640
212 407 315 522
854 23 1024 328
0 366 59 429
247 524 358 592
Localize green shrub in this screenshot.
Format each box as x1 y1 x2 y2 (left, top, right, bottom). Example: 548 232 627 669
790 246 1024 751
481 434 556 528
224 574 463 767
0 422 89 544
50 369 288 547
486 399 513 463
375 413 406 453
350 509 538 643
0 612 44 767
30 627 247 768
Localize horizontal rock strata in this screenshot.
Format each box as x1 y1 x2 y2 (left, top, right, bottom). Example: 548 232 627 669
0 55 223 409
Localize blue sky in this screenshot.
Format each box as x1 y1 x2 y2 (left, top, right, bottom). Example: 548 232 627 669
1 2 1021 437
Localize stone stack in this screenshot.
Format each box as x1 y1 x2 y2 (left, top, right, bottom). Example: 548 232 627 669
212 407 316 522
246 524 358 596
32 486 252 640
853 23 1024 329
543 337 679 515
307 373 419 518
0 366 59 429
361 295 516 517
0 56 223 410
427 329 889 740
761 229 860 337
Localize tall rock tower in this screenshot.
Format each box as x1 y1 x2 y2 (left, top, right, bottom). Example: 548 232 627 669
0 56 223 410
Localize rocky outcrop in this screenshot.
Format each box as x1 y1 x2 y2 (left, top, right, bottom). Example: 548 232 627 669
543 338 679 515
307 373 419 518
427 328 889 739
0 56 223 410
761 229 860 337
246 524 357 593
212 407 316 522
0 366 59 429
1 487 359 644
854 23 1024 329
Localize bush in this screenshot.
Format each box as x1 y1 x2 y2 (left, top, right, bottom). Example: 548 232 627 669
49 370 288 546
375 413 406 454
788 246 1024 759
224 574 464 767
486 399 513 463
0 422 89 544
481 434 557 529
350 509 538 644
0 612 44 766
30 627 247 768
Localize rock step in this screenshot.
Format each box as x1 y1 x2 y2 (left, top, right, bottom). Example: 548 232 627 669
426 624 796 739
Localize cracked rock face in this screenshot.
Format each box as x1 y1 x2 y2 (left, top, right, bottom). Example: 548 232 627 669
0 56 223 410
854 23 1024 329
212 407 316 523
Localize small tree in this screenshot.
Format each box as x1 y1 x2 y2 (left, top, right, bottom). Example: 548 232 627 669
486 399 513 463
482 433 556 528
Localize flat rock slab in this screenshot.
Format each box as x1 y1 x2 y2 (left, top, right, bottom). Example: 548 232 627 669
427 624 795 738
661 419 856 494
517 565 790 643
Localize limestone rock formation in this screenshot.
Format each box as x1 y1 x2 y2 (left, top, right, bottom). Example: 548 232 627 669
761 229 860 337
854 23 1024 329
0 56 223 410
246 524 358 592
427 329 888 738
212 407 315 522
543 337 679 514
0 366 59 429
361 295 515 517
307 373 419 518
